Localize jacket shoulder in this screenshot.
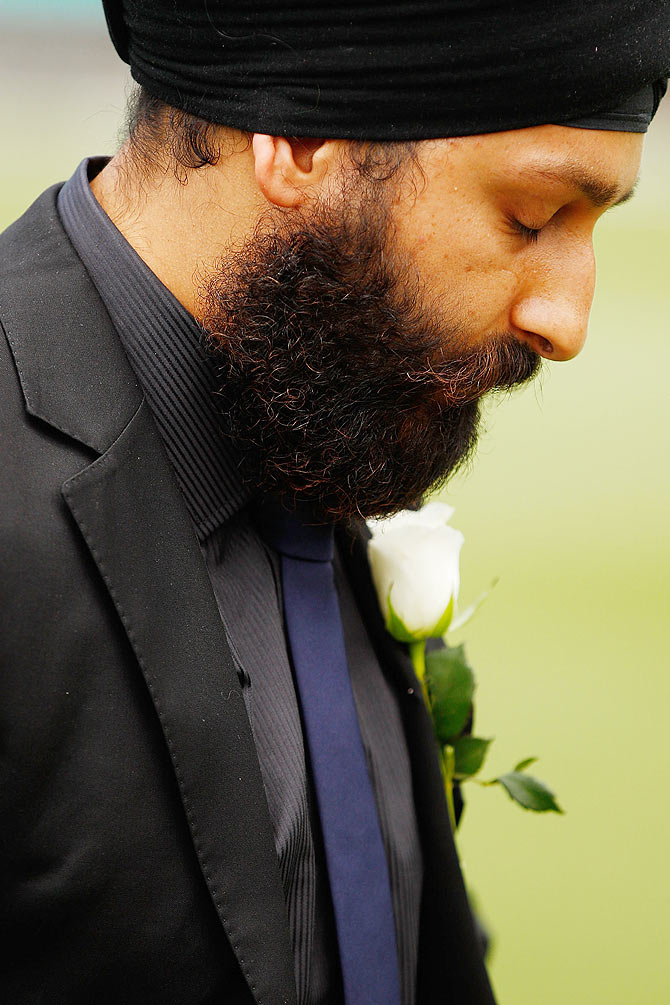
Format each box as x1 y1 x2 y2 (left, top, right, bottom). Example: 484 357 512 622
0 182 141 453
0 185 64 407
0 184 66 281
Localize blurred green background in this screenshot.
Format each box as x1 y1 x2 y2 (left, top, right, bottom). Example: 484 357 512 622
2 4 668 1002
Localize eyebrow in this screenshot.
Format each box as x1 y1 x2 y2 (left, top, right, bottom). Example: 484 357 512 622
522 163 638 208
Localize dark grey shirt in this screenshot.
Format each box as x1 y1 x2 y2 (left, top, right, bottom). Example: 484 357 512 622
58 159 422 1004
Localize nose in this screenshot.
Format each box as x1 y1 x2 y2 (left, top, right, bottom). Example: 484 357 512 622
509 247 595 361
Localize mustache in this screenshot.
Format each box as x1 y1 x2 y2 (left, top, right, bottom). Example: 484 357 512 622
428 333 543 407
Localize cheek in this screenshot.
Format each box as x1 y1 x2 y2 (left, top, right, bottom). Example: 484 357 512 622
405 221 519 333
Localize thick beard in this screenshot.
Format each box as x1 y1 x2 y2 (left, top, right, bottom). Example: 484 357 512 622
200 177 541 521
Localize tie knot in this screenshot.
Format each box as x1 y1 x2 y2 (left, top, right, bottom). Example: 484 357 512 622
253 497 334 562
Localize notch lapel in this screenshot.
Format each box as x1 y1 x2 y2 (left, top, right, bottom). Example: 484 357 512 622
1 189 297 1004
62 402 296 1004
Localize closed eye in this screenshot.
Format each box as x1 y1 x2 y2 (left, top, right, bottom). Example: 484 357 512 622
508 217 542 244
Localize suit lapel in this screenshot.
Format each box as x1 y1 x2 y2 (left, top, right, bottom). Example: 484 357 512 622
62 401 296 1003
1 189 297 1005
338 521 497 1004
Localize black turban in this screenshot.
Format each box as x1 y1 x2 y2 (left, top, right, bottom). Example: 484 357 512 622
102 0 670 139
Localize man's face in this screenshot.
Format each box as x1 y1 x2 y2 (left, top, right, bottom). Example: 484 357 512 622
391 124 644 362
202 124 643 521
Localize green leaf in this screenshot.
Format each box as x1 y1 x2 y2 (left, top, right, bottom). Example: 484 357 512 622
425 644 475 743
453 736 492 778
496 771 564 813
514 757 538 773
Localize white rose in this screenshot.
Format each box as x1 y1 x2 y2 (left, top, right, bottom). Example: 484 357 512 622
367 501 464 642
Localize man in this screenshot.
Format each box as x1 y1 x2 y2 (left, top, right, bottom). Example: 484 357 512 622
1 1 667 1003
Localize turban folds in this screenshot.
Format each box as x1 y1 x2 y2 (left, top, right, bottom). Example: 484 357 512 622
102 0 670 139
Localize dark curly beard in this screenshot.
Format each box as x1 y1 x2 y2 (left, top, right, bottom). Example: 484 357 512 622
200 178 541 521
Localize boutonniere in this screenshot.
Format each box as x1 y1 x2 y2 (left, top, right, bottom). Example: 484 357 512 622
367 501 563 832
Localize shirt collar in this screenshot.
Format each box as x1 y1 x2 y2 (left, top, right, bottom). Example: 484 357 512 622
57 157 250 540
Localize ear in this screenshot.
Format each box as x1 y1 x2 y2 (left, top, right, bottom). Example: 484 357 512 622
252 134 339 207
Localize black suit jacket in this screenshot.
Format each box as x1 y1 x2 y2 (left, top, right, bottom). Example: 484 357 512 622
0 187 497 1004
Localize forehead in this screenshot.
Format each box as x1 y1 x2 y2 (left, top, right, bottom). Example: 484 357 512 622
421 124 644 205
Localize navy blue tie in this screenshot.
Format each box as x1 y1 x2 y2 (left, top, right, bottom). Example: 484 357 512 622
256 500 401 1005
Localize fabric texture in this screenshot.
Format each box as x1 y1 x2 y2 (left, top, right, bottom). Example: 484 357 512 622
56 158 423 1003
102 0 670 139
